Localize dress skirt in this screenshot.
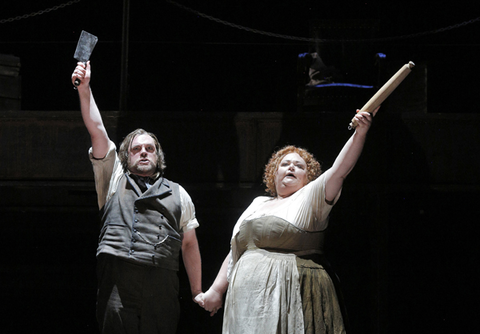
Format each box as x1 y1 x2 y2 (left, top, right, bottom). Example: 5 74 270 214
223 248 345 334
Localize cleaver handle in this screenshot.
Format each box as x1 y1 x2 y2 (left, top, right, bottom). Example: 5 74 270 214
73 62 86 89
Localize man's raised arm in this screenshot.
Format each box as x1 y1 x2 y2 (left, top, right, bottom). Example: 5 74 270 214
72 61 110 159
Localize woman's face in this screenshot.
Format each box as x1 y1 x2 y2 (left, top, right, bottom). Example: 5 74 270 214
274 153 308 198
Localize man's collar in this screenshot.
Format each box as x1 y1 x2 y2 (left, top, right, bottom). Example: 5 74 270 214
127 172 170 188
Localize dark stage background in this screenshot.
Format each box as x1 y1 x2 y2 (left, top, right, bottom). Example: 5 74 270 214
1 1 479 333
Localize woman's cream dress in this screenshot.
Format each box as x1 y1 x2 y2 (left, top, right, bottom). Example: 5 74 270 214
223 173 346 334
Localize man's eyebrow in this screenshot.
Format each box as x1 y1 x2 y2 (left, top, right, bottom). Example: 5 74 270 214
132 143 154 147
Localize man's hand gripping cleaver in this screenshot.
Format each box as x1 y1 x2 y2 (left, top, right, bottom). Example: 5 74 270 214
73 30 98 88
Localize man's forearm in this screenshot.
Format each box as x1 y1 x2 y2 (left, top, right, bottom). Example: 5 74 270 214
182 230 202 297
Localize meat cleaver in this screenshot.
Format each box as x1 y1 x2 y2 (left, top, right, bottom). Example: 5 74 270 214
73 30 98 87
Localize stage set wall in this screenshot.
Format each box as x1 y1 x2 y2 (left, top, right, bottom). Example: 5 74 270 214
1 109 478 334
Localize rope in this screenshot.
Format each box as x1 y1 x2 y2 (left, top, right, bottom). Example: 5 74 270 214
3 0 478 44
0 0 81 24
166 0 480 43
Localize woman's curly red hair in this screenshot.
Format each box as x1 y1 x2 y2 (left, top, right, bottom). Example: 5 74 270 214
263 145 322 197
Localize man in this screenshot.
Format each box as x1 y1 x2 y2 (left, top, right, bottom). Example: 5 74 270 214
72 61 203 334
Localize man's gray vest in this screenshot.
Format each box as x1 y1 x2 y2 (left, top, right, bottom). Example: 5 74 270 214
97 174 183 271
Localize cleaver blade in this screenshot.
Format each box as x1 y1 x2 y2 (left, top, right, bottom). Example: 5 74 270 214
73 30 98 87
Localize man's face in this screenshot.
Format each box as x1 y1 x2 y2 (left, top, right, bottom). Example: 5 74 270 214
127 134 158 177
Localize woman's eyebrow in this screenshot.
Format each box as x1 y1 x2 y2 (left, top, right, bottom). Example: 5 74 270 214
282 159 304 164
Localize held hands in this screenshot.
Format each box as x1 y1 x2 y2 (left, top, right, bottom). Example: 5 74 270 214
71 61 91 89
195 287 224 316
193 292 205 306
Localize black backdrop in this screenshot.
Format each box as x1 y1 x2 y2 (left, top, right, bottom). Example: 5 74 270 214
1 1 480 334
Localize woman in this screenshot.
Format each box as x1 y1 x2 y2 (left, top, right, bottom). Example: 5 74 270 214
199 109 378 334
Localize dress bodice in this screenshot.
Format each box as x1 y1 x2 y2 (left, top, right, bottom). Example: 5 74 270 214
234 216 325 257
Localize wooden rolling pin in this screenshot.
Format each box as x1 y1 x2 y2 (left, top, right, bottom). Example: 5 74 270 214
349 61 415 129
